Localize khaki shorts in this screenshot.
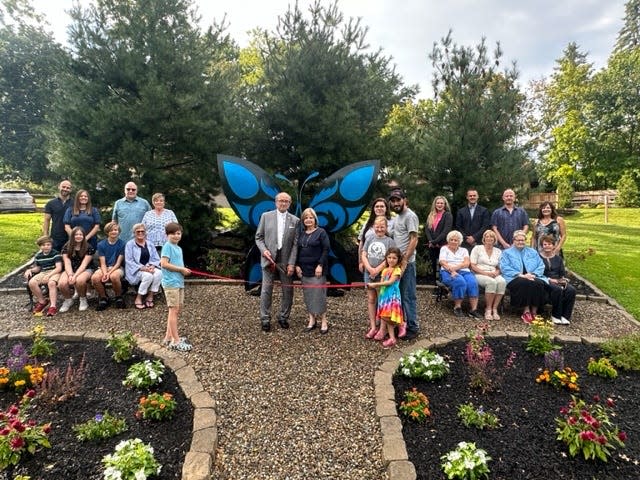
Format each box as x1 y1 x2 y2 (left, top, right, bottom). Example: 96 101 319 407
31 271 61 285
164 287 184 307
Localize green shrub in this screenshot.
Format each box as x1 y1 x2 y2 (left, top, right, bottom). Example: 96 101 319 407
599 335 640 370
556 178 574 209
616 171 640 207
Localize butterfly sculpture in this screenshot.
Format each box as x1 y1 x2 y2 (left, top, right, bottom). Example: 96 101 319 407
217 154 380 289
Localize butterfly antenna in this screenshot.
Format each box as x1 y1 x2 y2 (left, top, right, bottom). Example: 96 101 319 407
298 171 320 216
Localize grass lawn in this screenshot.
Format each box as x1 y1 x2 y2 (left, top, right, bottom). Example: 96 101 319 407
0 212 41 276
563 208 640 321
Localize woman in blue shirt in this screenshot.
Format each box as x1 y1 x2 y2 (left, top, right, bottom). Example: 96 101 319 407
499 230 548 324
63 189 101 249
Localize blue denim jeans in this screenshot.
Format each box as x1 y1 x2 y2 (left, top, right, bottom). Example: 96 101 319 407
439 269 479 300
400 261 418 333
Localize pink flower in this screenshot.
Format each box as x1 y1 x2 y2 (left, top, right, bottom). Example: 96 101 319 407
0 428 10 436
618 431 628 442
606 398 615 408
592 394 600 402
559 407 568 415
8 405 19 415
25 389 36 398
597 435 608 445
42 424 51 434
568 416 577 425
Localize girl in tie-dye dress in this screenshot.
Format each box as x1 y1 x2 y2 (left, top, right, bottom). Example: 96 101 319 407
367 247 404 349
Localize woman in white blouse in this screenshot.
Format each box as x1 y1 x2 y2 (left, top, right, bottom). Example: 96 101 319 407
470 230 507 321
142 193 178 253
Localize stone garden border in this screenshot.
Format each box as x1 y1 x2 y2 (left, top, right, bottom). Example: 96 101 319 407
1 330 217 480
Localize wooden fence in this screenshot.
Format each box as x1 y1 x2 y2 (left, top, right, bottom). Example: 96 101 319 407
521 190 618 209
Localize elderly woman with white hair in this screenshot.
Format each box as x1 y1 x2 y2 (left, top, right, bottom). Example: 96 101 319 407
499 229 548 324
125 223 162 310
439 230 481 319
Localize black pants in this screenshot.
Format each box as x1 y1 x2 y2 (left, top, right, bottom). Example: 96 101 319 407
545 283 576 320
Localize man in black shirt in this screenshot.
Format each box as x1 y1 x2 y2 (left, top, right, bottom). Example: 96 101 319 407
43 180 73 251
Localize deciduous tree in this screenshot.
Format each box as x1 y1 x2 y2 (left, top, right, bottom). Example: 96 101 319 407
0 0 68 182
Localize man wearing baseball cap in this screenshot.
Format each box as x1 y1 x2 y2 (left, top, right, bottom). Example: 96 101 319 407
388 187 419 339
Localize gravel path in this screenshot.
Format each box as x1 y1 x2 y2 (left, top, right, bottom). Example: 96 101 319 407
2 282 639 480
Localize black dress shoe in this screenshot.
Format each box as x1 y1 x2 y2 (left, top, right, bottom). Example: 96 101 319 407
261 322 271 332
305 323 317 332
278 319 290 329
320 325 329 334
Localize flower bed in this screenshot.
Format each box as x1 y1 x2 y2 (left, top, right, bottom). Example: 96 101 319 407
0 336 192 478
393 337 640 479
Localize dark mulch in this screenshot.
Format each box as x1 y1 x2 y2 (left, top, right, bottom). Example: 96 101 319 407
393 338 640 480
0 339 192 479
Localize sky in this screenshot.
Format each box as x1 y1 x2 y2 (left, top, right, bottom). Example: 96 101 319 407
31 0 627 98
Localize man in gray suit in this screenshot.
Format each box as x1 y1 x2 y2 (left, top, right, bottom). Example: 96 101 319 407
255 192 300 331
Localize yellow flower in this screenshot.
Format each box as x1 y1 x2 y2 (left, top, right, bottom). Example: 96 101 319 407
14 380 26 387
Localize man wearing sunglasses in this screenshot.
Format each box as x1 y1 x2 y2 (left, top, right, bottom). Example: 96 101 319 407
112 182 151 242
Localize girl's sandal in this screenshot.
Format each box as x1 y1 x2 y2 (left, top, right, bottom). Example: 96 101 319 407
135 302 146 310
145 299 154 308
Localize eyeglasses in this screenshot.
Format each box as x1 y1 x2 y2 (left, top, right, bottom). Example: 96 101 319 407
135 230 146 234
126 188 137 191
277 199 291 204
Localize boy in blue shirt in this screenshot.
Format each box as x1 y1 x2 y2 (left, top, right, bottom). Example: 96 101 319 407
160 222 192 351
91 221 126 310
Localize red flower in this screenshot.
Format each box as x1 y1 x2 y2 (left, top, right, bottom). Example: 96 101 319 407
592 394 600 402
606 398 615 408
618 431 628 442
9 436 25 450
42 423 51 434
25 389 36 398
8 405 19 415
597 435 608 445
0 428 10 436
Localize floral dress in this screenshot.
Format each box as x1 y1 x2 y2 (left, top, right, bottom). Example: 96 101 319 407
377 266 404 325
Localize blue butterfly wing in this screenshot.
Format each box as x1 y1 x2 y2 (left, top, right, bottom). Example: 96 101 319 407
217 154 281 230
244 244 263 292
309 160 380 233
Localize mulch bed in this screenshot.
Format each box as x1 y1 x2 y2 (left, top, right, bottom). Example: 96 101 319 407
393 338 640 480
0 339 192 479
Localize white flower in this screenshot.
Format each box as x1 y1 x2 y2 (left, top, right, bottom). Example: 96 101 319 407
103 466 122 480
134 468 147 480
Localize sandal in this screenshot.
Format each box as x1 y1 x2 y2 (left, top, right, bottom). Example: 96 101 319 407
145 299 154 308
135 302 146 310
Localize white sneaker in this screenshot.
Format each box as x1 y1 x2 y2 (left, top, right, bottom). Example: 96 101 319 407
79 297 89 311
551 316 563 325
60 298 75 313
561 317 571 325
